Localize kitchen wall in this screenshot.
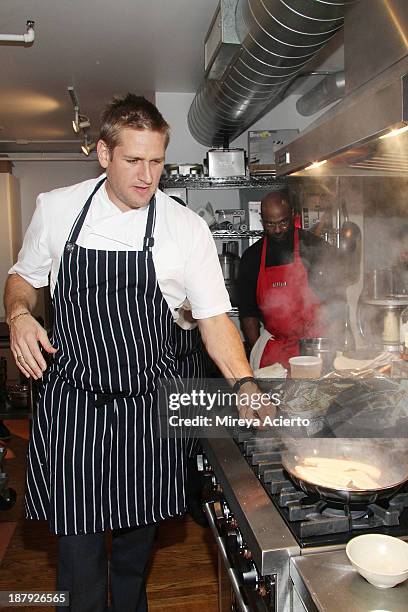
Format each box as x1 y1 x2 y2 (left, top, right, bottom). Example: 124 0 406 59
13 160 101 232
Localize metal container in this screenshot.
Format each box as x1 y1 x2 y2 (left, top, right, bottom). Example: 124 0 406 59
207 149 246 178
299 337 336 372
219 243 240 306
218 243 240 281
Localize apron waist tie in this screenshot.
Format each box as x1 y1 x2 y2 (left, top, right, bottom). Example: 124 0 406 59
94 392 130 408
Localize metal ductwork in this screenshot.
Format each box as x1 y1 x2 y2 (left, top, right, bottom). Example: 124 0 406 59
188 0 352 147
296 71 345 116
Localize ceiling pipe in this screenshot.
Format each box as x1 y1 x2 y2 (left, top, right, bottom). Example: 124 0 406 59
0 20 35 44
188 0 352 147
296 70 345 116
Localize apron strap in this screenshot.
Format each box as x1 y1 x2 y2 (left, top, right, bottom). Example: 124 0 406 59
66 177 107 247
143 196 156 252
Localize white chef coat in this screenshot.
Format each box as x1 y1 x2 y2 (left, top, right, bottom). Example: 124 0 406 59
9 174 231 322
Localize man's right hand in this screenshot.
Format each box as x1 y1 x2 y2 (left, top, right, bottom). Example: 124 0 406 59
9 313 57 379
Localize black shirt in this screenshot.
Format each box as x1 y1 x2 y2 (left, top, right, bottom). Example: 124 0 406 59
238 228 344 320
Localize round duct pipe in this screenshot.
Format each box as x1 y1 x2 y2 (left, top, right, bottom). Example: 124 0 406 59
188 0 352 147
296 71 345 116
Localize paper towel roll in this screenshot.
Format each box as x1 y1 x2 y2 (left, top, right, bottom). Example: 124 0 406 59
382 310 400 343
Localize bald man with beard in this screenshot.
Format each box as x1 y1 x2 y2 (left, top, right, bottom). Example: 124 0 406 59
238 190 344 370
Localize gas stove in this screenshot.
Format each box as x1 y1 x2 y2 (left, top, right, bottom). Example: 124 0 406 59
238 430 408 549
201 428 408 612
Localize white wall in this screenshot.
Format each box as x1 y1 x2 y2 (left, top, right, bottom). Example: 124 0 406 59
155 92 208 165
13 160 101 232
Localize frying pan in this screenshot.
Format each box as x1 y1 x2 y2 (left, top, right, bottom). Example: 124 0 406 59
282 438 408 505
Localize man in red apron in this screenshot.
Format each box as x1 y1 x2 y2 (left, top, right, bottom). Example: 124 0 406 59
238 191 336 369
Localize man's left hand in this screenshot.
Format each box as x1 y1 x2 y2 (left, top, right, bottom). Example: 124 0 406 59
236 381 277 428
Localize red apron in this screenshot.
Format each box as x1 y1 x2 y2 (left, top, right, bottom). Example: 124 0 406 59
256 229 325 368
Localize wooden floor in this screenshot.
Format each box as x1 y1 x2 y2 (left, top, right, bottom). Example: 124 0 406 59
0 420 219 611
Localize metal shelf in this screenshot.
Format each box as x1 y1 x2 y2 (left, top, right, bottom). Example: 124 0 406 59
160 175 287 190
212 230 263 239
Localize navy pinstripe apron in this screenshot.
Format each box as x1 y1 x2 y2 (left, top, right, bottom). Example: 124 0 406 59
173 326 205 379
25 178 189 535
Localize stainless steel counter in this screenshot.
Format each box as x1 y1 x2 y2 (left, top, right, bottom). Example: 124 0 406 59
291 550 408 612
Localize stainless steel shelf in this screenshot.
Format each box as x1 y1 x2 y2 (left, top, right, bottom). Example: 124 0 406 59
161 175 287 190
212 230 263 239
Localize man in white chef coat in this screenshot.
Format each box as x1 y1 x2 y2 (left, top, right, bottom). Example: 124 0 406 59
4 94 269 612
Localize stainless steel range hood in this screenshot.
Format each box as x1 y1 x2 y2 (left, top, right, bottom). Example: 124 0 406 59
276 0 408 177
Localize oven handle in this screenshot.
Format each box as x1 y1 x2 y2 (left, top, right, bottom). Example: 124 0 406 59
203 501 251 612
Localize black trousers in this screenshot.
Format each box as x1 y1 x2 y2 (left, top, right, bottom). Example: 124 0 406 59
57 525 157 612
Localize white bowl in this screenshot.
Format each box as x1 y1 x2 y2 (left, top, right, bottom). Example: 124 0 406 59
346 534 408 588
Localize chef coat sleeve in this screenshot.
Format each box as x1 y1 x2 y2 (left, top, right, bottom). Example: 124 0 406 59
8 194 52 288
184 219 231 319
237 243 262 319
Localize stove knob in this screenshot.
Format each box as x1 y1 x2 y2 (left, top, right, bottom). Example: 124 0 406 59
196 454 206 471
226 527 243 556
237 557 259 588
221 500 231 520
213 500 224 524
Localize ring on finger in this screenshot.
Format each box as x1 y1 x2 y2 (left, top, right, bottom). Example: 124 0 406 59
17 354 25 362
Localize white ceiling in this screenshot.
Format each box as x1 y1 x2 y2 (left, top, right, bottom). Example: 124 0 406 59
0 0 219 152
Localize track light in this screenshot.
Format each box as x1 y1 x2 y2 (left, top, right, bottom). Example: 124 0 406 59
72 108 90 133
68 86 91 134
81 134 95 156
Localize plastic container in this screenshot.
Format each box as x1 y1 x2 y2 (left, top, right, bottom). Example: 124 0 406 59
288 356 323 379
